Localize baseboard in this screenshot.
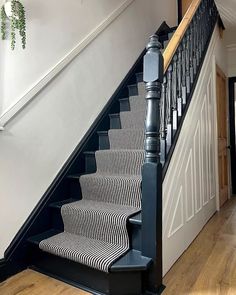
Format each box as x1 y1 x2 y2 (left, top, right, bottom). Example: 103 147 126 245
0 258 26 283
0 259 7 282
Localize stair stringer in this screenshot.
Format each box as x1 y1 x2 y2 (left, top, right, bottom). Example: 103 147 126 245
163 25 222 275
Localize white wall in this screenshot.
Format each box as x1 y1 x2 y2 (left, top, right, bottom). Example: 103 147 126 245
0 0 177 258
163 26 227 275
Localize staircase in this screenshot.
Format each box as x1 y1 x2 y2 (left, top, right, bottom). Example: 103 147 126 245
2 0 221 294
25 28 175 295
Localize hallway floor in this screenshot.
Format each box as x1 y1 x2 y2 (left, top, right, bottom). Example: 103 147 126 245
0 198 236 295
163 197 236 294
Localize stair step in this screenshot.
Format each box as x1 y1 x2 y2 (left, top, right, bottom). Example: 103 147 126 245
84 151 97 173
128 84 138 97
108 129 144 150
29 250 143 295
135 72 143 83
67 174 82 180
119 97 130 112
97 131 110 150
129 212 142 225
47 197 142 228
27 229 61 246
95 149 144 175
109 113 121 129
28 229 149 273
120 109 145 129
111 250 152 272
49 198 77 209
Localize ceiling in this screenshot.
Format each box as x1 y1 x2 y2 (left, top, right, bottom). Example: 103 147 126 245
215 0 236 29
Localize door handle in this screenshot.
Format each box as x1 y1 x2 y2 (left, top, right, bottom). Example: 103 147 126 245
227 145 231 149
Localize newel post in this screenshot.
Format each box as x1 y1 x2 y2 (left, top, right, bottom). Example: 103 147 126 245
142 35 164 294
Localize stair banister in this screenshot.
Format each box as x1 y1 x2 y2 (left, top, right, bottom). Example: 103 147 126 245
163 0 201 72
142 0 220 293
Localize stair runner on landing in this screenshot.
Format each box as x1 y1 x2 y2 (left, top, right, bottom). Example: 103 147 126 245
39 83 146 272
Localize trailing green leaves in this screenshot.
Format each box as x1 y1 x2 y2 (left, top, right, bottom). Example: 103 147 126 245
1 0 26 50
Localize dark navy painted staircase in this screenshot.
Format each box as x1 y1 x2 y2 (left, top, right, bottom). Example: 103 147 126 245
24 27 175 295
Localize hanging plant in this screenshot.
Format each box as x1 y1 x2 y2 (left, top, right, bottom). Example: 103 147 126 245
1 0 26 50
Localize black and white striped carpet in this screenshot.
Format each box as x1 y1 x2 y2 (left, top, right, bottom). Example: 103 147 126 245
39 82 146 272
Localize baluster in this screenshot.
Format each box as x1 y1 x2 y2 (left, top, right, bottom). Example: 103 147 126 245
166 65 172 152
177 46 182 116
186 29 191 95
172 56 178 129
196 10 200 67
199 4 204 57
189 23 194 84
203 1 208 47
160 76 167 165
193 16 197 75
181 37 187 106
142 34 163 293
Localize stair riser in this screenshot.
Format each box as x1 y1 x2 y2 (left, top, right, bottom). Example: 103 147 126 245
84 153 97 174
119 98 130 112
130 224 141 251
120 111 145 129
80 176 141 207
68 179 82 199
109 115 121 129
95 151 144 175
128 85 138 97
98 133 110 150
29 249 142 295
51 209 64 231
135 72 143 83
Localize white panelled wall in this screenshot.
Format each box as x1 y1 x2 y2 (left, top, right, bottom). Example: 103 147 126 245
0 0 177 258
163 25 227 275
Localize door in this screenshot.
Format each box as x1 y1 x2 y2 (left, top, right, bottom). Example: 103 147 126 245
216 66 229 207
182 0 193 17
229 78 236 194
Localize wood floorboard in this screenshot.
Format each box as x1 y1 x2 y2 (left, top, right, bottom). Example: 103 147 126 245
0 269 91 295
1 198 236 294
163 198 236 294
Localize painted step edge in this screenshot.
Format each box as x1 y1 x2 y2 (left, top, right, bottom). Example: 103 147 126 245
49 198 78 209
110 249 152 272
67 173 83 179
129 212 142 225
27 229 61 245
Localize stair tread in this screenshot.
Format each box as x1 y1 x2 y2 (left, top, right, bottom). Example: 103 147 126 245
111 249 152 272
61 199 140 214
38 231 148 273
67 173 83 179
29 230 150 273
28 229 61 245
81 172 141 180
129 212 142 225
49 198 78 209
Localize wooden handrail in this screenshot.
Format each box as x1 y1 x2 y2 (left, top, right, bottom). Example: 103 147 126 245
163 0 201 72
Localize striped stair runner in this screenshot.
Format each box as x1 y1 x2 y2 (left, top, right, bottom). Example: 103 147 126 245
39 83 146 272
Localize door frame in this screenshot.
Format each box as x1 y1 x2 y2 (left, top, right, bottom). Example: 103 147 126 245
215 64 231 207
229 77 236 195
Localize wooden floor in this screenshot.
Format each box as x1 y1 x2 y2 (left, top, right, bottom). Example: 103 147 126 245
1 198 236 295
